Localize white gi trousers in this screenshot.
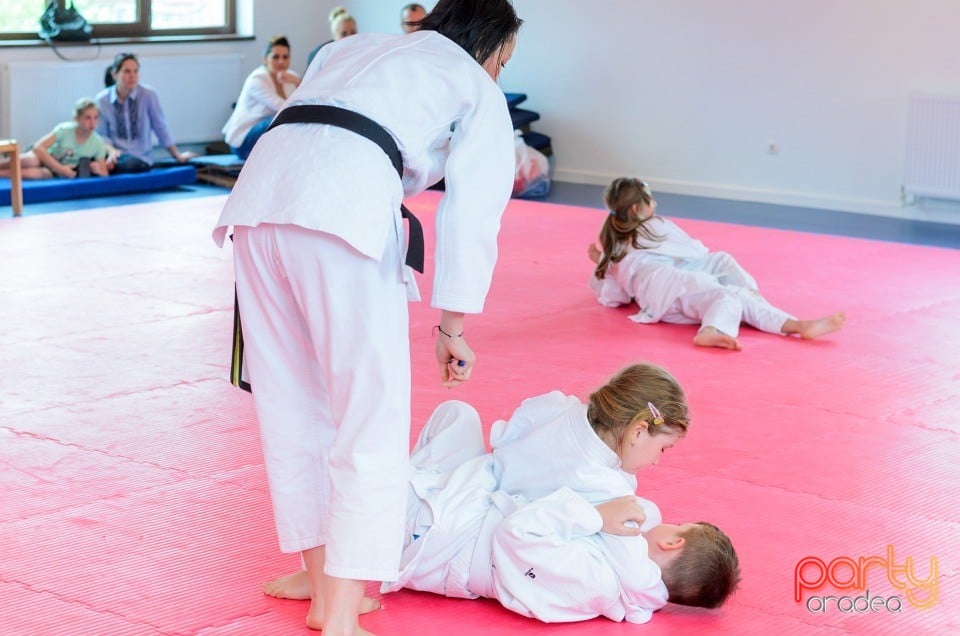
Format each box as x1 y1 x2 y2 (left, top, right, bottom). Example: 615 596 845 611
663 252 793 337
233 223 410 581
383 400 501 598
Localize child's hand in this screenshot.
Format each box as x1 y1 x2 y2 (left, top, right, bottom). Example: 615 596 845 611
58 165 77 179
587 243 602 264
596 496 646 536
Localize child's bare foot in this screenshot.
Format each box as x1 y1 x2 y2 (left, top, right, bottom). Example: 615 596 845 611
784 312 846 339
264 570 311 600
693 326 742 350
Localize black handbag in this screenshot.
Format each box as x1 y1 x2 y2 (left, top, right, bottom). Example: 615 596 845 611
39 1 93 42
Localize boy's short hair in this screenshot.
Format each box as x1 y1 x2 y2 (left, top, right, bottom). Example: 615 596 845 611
661 522 741 608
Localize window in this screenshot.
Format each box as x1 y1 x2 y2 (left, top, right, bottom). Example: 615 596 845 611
0 0 236 40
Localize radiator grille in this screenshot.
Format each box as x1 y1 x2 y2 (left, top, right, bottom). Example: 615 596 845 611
904 95 960 200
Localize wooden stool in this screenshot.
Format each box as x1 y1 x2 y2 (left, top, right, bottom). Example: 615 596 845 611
0 139 24 217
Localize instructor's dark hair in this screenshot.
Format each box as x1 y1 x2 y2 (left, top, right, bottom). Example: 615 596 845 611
416 0 522 66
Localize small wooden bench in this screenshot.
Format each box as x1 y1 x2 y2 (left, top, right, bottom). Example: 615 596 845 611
0 139 24 216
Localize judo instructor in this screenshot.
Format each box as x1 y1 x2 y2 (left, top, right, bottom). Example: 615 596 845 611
212 0 523 633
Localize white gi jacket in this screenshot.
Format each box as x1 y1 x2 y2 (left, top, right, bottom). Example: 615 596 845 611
491 487 668 624
490 391 639 502
589 216 757 323
214 31 515 312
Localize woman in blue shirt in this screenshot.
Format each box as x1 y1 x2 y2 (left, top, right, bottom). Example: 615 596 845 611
95 53 196 173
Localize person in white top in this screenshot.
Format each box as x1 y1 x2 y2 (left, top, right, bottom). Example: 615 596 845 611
213 1 522 633
222 36 301 160
589 177 846 350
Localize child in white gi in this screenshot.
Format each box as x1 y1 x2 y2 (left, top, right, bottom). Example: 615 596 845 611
377 399 740 623
588 177 846 350
472 362 740 610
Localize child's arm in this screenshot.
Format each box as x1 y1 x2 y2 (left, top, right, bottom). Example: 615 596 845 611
595 495 645 536
103 143 120 170
588 242 602 264
31 131 75 178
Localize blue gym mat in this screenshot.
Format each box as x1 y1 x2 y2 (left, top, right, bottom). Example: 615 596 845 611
1 165 197 206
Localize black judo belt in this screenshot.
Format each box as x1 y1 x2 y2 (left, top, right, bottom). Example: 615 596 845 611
230 105 423 393
267 104 424 273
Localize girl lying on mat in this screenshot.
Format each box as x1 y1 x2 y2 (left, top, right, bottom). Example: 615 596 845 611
0 98 108 180
588 177 845 350
264 363 740 621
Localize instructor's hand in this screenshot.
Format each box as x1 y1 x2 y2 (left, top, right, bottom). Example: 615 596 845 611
435 334 474 388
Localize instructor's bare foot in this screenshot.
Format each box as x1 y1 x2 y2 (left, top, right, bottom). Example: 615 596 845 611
693 326 742 350
264 570 311 600
264 570 381 614
304 597 383 630
786 312 846 339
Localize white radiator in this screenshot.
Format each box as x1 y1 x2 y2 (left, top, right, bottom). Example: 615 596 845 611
0 54 245 148
904 95 960 201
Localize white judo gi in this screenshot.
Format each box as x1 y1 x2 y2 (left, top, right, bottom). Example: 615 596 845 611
212 31 514 581
589 216 794 337
381 401 669 624
491 391 638 502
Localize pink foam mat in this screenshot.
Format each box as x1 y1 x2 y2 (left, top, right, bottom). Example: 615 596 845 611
0 192 957 634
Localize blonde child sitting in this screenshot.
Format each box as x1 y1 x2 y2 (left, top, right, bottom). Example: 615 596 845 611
0 98 108 180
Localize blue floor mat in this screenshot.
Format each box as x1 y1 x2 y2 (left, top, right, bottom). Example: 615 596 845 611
1 165 197 206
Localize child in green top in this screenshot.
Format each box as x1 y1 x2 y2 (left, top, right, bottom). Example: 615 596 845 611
0 98 109 180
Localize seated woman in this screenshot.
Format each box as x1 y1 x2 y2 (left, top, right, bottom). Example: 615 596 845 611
305 6 358 70
0 98 108 180
222 36 301 160
95 53 196 174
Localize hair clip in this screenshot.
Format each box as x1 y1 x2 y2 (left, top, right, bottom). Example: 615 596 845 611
608 209 617 216
647 401 664 426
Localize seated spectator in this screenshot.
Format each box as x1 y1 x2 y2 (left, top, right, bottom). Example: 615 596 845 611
222 36 301 160
0 98 108 180
400 3 427 33
305 6 358 70
96 53 196 174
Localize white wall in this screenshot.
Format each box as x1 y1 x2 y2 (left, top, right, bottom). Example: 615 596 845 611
4 0 959 215
353 0 960 215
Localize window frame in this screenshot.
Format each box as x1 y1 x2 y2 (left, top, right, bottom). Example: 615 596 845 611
0 0 237 41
